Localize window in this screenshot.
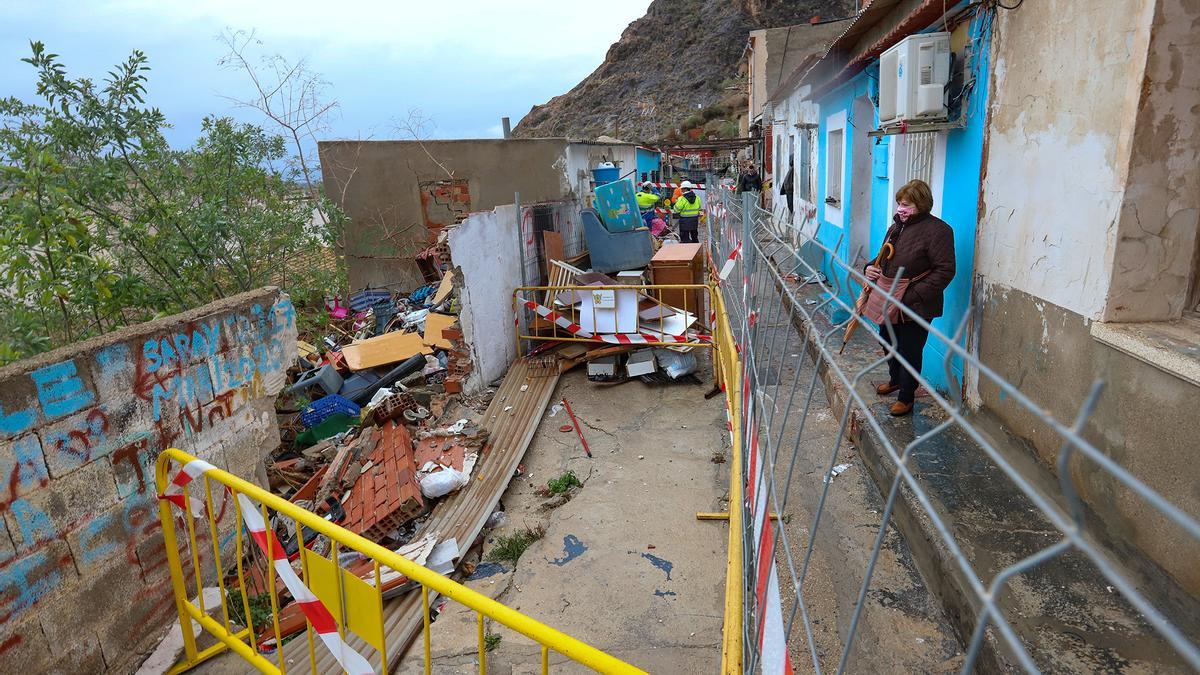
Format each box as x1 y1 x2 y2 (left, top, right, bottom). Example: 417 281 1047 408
826 128 844 205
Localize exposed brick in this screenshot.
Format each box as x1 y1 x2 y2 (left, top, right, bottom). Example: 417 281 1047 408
443 378 463 394
441 327 464 341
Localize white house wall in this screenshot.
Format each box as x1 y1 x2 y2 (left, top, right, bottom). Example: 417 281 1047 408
975 0 1157 320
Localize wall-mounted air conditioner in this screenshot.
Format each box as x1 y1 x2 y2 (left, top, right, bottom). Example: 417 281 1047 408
878 32 951 128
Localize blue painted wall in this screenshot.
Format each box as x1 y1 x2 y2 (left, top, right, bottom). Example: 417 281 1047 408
811 10 992 395
918 11 992 392
636 147 661 181
814 75 873 316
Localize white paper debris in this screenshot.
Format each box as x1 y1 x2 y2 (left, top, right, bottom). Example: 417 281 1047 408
824 463 852 483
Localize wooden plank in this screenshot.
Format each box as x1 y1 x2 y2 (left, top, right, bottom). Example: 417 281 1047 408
422 313 457 350
432 274 454 305
542 230 564 275
341 332 432 370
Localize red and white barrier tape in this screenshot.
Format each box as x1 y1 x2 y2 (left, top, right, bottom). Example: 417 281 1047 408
518 296 709 345
719 242 741 281
161 460 375 675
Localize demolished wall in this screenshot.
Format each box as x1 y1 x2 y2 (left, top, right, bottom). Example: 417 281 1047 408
318 139 634 292
447 200 586 394
0 288 297 672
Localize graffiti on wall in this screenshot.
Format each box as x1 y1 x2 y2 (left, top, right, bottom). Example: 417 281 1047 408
0 297 295 652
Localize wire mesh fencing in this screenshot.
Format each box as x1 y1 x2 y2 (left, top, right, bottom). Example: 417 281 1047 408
704 184 1200 674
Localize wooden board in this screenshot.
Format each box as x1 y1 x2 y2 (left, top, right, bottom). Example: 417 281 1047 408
542 230 564 275
341 332 432 370
651 242 702 263
432 274 454 305
422 313 457 350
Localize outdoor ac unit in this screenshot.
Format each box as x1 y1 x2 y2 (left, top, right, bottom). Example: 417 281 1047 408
878 33 951 127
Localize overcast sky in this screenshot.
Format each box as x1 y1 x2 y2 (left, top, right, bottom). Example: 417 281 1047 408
1 0 652 147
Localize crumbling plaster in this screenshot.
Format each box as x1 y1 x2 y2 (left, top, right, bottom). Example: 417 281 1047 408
975 0 1157 320
1103 0 1200 322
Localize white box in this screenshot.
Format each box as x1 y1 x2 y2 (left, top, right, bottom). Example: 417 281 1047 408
587 355 618 379
625 349 657 377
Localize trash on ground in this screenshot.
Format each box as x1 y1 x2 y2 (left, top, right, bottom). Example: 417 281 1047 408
824 463 853 483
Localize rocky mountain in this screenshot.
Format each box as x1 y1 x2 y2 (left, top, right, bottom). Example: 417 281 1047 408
512 0 854 142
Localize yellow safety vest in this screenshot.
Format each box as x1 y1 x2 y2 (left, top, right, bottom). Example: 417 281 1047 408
635 191 660 210
672 192 702 217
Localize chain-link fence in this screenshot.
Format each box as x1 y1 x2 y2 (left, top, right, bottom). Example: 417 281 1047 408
705 183 1200 673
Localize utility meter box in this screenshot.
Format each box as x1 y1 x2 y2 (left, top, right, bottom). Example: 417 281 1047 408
878 32 951 127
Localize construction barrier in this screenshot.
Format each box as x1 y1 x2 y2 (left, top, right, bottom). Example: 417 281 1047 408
154 447 645 674
704 179 1200 674
512 283 717 355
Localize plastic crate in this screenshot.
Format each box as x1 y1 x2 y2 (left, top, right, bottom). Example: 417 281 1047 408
301 394 361 429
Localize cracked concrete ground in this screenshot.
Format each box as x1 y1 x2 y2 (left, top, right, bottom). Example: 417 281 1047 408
398 365 729 673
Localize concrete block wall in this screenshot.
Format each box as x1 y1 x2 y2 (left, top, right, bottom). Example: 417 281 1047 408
0 288 297 672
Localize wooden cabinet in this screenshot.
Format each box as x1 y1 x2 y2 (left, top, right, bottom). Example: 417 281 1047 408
649 243 705 316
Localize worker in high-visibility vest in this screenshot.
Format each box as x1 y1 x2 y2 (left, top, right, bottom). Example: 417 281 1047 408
671 180 702 243
635 182 661 228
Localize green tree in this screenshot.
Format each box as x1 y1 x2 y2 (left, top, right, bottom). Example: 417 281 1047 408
0 42 344 364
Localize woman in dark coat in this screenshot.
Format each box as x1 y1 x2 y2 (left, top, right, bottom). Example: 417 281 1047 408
865 179 955 416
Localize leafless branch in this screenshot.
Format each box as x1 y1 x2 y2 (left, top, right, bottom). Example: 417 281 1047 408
217 28 339 226
394 108 455 180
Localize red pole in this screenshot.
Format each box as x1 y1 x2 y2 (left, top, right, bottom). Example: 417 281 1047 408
561 397 592 458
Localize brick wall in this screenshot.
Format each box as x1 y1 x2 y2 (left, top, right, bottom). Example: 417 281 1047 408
0 288 297 672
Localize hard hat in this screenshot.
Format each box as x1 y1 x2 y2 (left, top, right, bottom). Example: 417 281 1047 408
680 180 695 189
641 181 654 188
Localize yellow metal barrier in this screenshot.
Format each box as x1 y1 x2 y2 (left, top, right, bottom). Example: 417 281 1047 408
708 282 744 674
155 447 645 674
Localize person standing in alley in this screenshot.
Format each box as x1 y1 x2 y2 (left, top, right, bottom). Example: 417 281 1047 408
739 163 762 194
865 179 955 417
672 180 702 243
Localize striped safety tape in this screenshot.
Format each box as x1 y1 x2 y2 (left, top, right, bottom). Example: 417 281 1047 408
719 242 741 281
161 460 375 675
518 296 710 345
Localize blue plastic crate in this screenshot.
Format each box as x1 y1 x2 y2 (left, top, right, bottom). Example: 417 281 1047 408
300 394 361 429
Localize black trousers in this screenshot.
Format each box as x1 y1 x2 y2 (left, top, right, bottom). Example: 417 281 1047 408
678 216 699 243
879 321 929 404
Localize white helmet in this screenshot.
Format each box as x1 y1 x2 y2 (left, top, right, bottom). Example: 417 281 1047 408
680 180 695 189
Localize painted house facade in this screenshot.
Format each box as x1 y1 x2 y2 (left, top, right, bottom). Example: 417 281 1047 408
767 0 1200 598
770 1 991 396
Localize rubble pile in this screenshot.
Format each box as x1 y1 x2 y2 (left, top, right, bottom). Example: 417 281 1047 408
231 275 501 650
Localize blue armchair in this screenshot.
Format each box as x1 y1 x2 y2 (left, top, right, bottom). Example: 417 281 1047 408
580 208 653 273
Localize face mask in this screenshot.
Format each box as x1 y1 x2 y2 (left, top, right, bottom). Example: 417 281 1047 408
896 204 917 221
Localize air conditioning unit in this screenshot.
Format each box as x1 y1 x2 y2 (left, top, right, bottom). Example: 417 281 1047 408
878 33 951 127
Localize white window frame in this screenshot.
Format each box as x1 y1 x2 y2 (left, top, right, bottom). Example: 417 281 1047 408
824 110 847 228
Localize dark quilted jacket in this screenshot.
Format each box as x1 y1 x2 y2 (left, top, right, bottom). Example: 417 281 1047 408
877 212 956 321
